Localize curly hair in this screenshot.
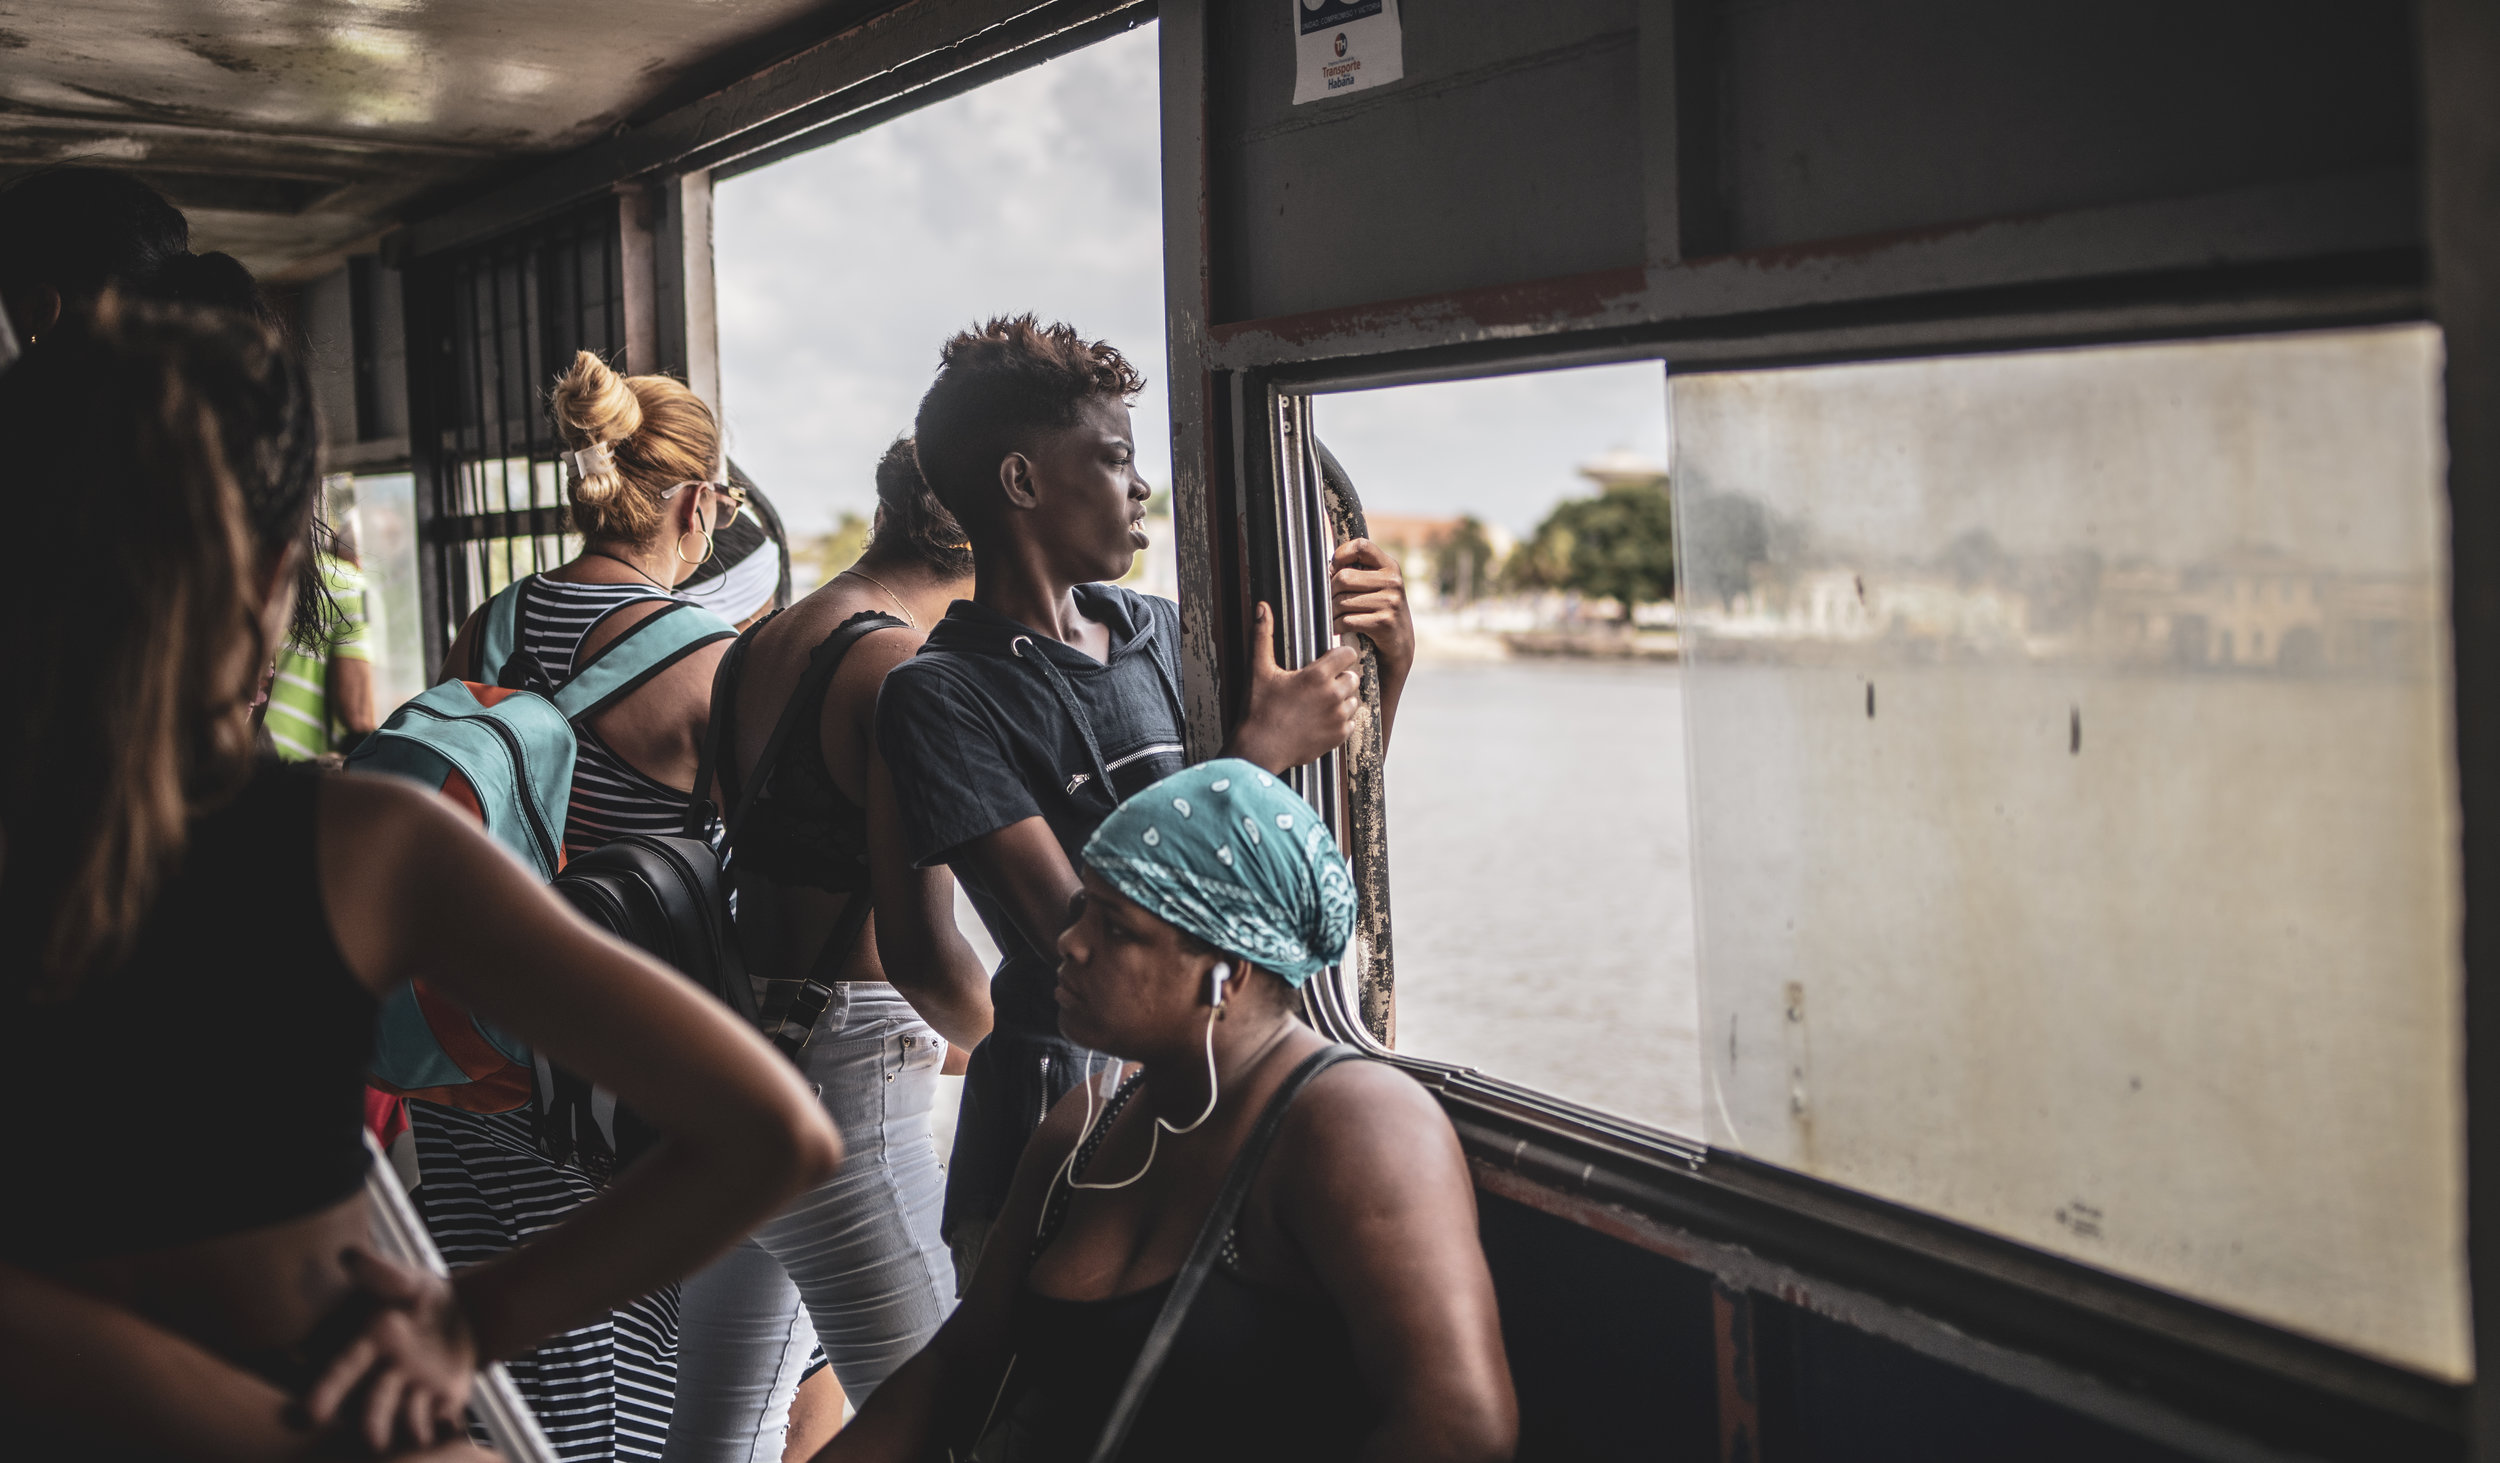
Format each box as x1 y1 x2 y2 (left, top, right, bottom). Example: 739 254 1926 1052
868 436 974 579
910 315 1145 533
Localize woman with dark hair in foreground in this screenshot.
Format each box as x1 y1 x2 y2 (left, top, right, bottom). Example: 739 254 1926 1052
0 300 842 1460
821 760 1515 1463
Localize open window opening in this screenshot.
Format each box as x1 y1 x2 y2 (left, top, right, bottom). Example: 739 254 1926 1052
1307 362 1705 1140
714 20 1172 603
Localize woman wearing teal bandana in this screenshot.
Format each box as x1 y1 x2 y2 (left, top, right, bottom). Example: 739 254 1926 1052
820 760 1516 1463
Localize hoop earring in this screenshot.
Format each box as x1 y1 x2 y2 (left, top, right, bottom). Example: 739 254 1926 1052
677 528 714 564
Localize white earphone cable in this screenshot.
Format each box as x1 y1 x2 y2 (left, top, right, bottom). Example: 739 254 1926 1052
1067 1004 1222 1192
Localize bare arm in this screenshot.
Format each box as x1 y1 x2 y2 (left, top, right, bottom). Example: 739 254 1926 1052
1284 1065 1517 1463
438 606 484 684
947 815 1084 964
321 774 843 1362
330 655 379 737
839 630 991 1050
866 753 992 1050
0 1261 492 1463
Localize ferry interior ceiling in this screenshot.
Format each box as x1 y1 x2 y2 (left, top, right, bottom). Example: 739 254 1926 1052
4 1 2497 1462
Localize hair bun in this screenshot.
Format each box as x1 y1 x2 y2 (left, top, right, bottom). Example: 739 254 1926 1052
551 350 641 500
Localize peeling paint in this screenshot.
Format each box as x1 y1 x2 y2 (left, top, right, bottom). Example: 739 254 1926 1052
0 0 840 275
1209 263 1648 350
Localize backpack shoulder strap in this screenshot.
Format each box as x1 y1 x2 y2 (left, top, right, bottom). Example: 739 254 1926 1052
550 600 738 724
1086 1044 1364 1463
475 576 533 684
686 611 773 836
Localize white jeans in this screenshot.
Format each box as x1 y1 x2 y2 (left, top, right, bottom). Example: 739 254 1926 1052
662 984 955 1461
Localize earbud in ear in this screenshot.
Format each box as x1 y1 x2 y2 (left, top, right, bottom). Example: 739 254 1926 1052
1207 962 1233 1008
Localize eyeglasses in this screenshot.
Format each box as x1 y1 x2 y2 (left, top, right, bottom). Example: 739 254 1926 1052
664 479 748 530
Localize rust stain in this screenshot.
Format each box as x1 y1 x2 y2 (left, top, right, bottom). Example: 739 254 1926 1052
1465 1159 1716 1271
1712 1285 1761 1463
1208 264 1647 349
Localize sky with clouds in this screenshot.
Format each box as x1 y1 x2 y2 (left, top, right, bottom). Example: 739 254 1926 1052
714 21 1667 542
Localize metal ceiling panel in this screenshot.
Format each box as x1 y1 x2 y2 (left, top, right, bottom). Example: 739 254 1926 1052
0 0 884 277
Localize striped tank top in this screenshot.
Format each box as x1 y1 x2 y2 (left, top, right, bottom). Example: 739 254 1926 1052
516 575 702 861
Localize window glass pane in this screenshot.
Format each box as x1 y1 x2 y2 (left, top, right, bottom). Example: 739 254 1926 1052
1317 364 1701 1136
1671 325 2463 1377
336 471 427 713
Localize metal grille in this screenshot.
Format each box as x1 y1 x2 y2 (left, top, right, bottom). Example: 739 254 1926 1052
407 196 625 665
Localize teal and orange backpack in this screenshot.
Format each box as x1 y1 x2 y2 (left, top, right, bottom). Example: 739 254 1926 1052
348 577 740 1132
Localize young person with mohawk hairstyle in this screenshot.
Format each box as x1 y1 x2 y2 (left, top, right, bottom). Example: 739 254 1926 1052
874 315 1414 1287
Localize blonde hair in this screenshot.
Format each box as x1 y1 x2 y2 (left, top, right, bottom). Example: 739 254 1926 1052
550 350 719 543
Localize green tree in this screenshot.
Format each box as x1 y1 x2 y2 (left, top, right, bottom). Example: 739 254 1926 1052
1511 482 1676 607
1437 515 1499 604
792 510 871 588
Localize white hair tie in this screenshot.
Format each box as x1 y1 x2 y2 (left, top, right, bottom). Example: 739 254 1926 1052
565 441 616 481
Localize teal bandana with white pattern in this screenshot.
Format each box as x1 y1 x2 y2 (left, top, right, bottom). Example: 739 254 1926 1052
1081 758 1356 987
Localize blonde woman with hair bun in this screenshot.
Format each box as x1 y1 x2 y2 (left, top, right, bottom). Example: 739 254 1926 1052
443 350 744 856
426 350 757 1459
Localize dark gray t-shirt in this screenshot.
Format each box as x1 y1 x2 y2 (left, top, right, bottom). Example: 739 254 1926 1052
875 584 1188 1026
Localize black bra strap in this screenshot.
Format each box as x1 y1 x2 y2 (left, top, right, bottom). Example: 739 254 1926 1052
699 610 908 1047
700 609 904 844
685 612 766 836
1086 1043 1362 1463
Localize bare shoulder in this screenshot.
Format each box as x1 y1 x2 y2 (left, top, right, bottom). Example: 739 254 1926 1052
317 770 507 993
319 767 456 843
318 770 498 873
576 597 674 660
847 621 932 674
1295 1056 1457 1138
444 604 488 680
1275 1056 1469 1197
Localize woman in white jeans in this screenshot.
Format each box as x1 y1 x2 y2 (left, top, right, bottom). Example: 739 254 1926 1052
666 987 954 1460
664 441 992 1461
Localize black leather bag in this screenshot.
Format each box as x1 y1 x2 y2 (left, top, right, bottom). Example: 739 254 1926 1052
552 832 757 1023
538 832 758 1175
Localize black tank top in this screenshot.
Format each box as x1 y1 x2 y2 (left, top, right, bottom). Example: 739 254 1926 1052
988 1075 1375 1462
719 611 902 894
0 761 376 1263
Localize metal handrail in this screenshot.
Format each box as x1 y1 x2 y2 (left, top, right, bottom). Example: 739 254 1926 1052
360 1132 558 1463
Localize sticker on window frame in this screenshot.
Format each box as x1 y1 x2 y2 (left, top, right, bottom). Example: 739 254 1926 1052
1294 0 1404 104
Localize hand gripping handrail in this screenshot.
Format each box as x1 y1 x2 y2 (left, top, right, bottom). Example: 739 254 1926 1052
361 1131 559 1463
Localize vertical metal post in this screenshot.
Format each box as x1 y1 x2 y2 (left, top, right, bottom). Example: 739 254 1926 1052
1271 392 1395 1048
402 260 454 675
658 172 722 415
621 172 721 409
1712 1284 1761 1463
1159 0 1238 763
2425 1 2500 1456
1314 438 1396 1048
